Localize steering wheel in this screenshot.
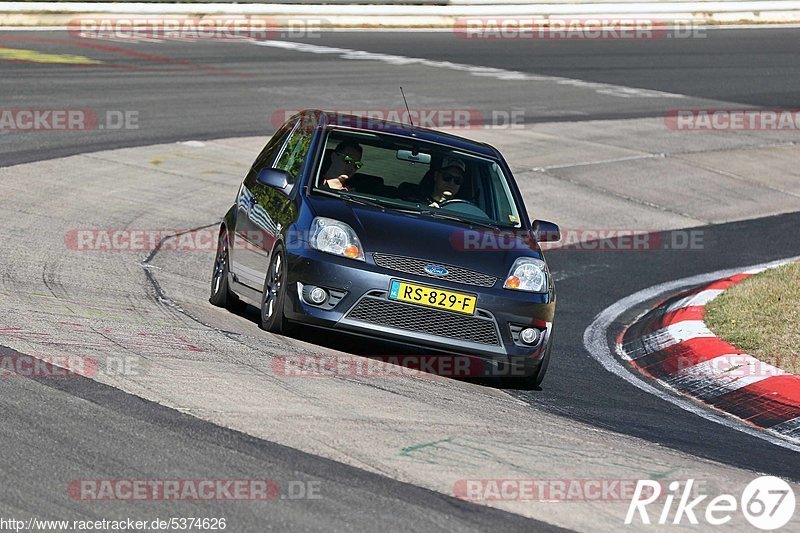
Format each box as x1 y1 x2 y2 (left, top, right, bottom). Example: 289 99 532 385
438 197 491 220
438 198 472 207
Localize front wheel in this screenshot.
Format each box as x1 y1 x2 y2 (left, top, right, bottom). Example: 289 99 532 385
260 245 296 335
210 229 239 309
505 337 552 390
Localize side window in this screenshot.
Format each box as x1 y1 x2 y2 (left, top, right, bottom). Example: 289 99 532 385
246 118 298 186
242 119 297 189
274 116 314 185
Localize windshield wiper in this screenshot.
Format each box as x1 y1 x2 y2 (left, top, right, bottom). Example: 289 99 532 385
338 192 389 210
316 188 386 210
417 209 501 230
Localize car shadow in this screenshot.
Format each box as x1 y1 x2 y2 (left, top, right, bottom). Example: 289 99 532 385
230 303 540 392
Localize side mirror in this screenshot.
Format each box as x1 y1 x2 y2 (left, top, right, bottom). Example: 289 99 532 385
533 220 561 243
256 168 289 190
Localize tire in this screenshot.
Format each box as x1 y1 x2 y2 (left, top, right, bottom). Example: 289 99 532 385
210 228 239 309
506 336 552 390
259 244 296 335
531 340 551 387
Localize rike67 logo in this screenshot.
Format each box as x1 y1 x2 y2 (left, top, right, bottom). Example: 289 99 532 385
626 476 795 529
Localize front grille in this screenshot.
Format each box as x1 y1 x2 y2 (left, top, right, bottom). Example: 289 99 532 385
372 253 497 288
346 297 500 346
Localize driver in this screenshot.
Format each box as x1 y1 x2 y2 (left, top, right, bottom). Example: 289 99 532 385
428 156 466 207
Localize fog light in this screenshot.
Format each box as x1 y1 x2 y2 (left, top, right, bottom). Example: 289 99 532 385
309 287 328 304
520 327 540 345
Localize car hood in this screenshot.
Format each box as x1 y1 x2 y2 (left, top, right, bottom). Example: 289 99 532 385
305 195 543 277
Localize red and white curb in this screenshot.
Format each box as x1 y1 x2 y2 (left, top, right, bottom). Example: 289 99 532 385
617 261 800 443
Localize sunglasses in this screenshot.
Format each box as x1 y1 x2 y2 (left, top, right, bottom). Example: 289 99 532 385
337 153 363 170
440 172 463 185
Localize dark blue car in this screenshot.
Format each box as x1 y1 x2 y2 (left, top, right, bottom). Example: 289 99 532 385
211 110 560 387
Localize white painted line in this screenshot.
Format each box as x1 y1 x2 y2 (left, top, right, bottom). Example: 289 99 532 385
661 320 716 343
673 353 781 398
680 353 782 380
626 320 716 359
740 260 799 275
665 288 725 312
585 255 800 451
0 26 71 31
741 265 773 275
770 417 800 438
251 39 686 99
532 153 663 172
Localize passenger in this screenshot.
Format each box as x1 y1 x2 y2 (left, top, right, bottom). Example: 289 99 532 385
322 141 363 191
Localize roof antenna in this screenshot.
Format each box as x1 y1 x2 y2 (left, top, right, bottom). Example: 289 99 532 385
400 87 415 129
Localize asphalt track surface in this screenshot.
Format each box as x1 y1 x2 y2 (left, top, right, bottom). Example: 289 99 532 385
2 28 800 530
0 345 555 531
2 28 800 166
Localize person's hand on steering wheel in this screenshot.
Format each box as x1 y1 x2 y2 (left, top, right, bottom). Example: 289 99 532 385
438 198 471 207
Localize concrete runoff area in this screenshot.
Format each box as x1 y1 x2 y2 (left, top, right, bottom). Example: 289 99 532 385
466 121 800 230
1 117 800 530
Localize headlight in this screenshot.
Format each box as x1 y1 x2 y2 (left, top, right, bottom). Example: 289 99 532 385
503 257 548 293
309 217 365 261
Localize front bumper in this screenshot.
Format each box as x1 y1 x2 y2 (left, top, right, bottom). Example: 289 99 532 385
283 246 555 375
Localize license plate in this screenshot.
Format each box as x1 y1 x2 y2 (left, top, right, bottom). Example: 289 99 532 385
388 280 476 315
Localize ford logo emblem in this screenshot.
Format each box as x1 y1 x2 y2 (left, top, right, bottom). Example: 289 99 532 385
424 265 449 276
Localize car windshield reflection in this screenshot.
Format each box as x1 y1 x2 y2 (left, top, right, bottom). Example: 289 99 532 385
314 130 523 229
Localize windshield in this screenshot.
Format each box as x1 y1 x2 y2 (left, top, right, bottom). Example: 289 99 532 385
313 129 523 228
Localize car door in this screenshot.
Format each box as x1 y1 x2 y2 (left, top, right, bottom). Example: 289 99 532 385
229 118 297 290
230 115 314 290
